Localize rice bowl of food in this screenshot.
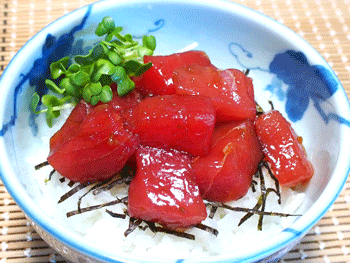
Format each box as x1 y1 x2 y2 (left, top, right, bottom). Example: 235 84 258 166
0 0 350 262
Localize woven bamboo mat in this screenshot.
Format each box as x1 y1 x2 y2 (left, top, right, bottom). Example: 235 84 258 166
0 0 350 262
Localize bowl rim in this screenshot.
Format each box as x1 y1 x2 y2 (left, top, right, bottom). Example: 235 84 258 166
1 0 350 262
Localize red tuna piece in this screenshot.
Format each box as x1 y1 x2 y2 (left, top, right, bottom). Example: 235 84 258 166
133 50 212 96
50 89 141 155
255 110 314 187
128 94 216 156
47 104 139 183
173 64 256 122
107 86 143 112
128 146 207 229
192 120 263 202
49 100 93 154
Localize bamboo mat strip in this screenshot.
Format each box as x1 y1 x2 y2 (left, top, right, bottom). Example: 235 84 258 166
1 0 350 262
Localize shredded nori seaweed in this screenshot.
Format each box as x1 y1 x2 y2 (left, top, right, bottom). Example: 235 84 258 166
76 178 114 212
66 197 127 218
124 217 143 237
262 160 281 204
236 160 285 230
68 180 76 187
93 176 133 196
58 183 90 204
35 161 49 170
195 223 219 236
209 205 218 219
251 179 258 192
59 177 65 183
105 209 127 219
207 201 300 218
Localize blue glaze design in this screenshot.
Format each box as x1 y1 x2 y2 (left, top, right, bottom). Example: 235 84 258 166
0 6 92 137
269 50 340 122
175 259 185 263
229 45 350 126
283 228 303 236
228 42 269 72
133 19 165 38
265 76 285 101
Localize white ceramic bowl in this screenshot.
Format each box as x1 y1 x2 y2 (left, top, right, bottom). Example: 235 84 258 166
1 0 350 262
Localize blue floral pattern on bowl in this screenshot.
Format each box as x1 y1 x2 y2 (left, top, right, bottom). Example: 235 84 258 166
0 5 92 137
229 45 350 127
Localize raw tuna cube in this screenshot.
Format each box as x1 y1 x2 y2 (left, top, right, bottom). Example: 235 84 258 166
128 145 207 229
127 94 216 156
192 120 263 202
107 87 143 112
47 104 139 183
133 50 212 96
49 100 93 154
255 110 314 187
173 64 256 122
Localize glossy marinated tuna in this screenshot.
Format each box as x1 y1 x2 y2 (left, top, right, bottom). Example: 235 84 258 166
128 145 207 229
192 120 263 202
173 64 256 122
127 94 216 156
47 103 139 183
133 50 212 96
255 110 314 187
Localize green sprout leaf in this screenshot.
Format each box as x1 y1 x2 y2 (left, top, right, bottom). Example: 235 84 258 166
100 85 113 103
83 82 113 105
34 15 156 127
70 70 90 87
50 57 70 79
142 35 156 51
95 16 116 38
45 79 65 94
75 44 106 66
111 66 128 83
117 77 135 96
30 92 40 113
91 59 116 83
41 95 72 127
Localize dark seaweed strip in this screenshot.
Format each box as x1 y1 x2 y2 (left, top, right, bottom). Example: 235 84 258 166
209 205 218 219
262 160 281 204
138 224 149 231
207 202 300 218
48 169 56 181
35 161 49 170
237 195 263 227
124 218 143 237
58 183 90 204
195 223 219 237
251 179 258 192
244 69 250 76
145 221 158 233
77 178 114 212
124 220 196 240
255 101 264 116
59 177 66 183
105 209 126 219
68 180 76 187
66 198 125 217
93 176 133 196
154 227 195 240
257 164 267 230
44 169 56 183
268 100 274 110
118 196 128 205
